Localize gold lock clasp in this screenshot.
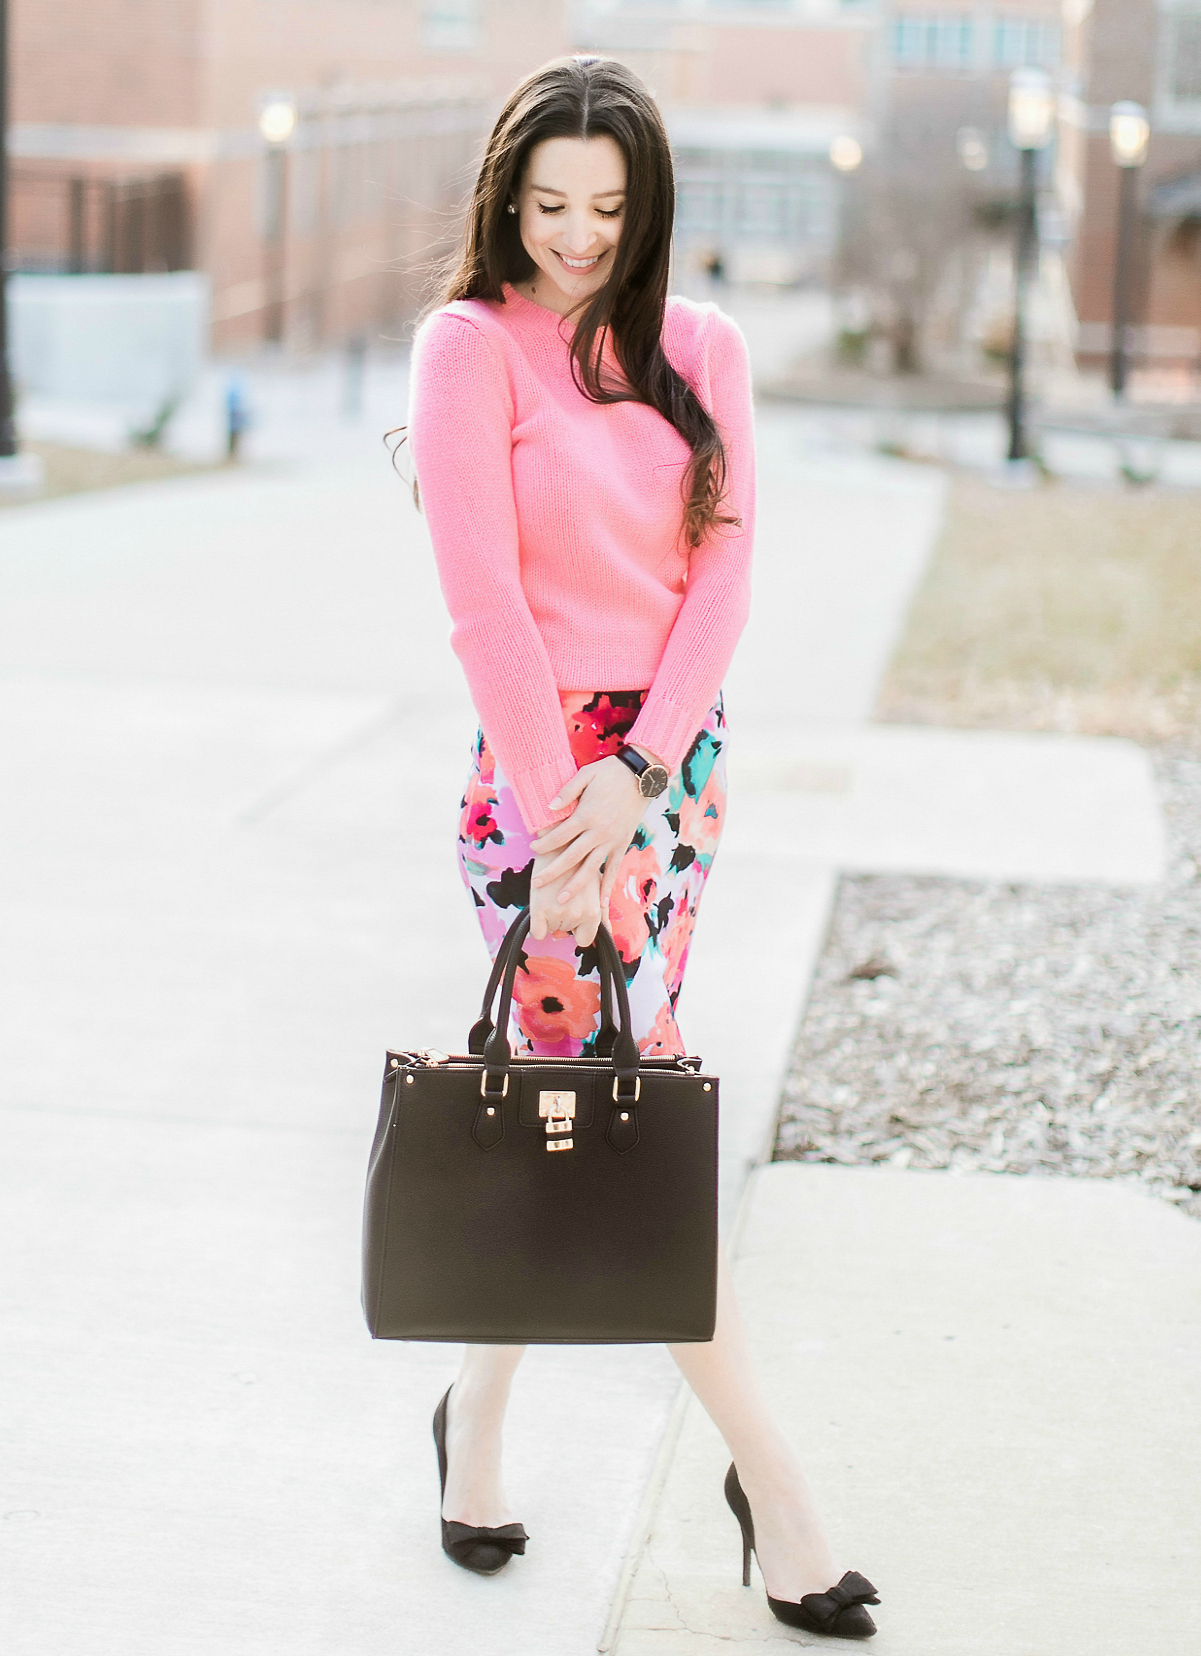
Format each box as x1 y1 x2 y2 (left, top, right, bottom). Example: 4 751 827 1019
539 1091 576 1149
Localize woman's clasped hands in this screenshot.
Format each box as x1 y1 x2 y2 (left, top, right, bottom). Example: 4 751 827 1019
527 749 660 945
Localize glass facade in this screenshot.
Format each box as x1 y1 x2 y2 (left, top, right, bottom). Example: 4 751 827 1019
673 147 838 248
892 14 975 68
992 17 1061 68
891 13 1060 70
1171 16 1201 100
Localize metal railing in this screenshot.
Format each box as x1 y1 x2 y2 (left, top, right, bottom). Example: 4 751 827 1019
9 168 191 274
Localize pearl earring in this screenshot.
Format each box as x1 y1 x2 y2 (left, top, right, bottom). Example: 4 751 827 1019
506 203 517 215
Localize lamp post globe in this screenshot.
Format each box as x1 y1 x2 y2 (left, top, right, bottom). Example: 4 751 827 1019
258 97 297 147
1109 102 1150 170
829 135 863 174
957 127 989 173
1007 68 1055 153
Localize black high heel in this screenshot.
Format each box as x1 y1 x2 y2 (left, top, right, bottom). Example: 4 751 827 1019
724 1464 879 1640
433 1387 528 1576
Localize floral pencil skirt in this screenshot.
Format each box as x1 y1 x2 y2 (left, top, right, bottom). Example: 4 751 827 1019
457 691 727 1057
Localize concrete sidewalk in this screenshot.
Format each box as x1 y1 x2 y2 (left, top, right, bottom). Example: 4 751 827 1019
612 1164 1201 1655
0 396 1175 1655
0 452 682 1656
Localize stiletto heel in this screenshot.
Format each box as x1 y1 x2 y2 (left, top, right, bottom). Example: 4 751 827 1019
723 1464 879 1640
433 1387 528 1576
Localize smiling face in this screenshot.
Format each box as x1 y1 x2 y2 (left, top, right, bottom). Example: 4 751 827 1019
512 134 627 315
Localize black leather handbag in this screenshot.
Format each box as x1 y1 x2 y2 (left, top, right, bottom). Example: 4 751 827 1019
362 909 719 1344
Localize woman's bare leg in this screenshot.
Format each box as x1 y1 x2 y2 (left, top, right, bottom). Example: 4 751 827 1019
668 1247 841 1602
439 1344 526 1528
438 1256 837 1596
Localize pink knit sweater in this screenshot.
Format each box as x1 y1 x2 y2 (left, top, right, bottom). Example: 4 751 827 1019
407 283 755 831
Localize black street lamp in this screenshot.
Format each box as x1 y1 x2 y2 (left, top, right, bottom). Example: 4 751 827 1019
0 0 16 459
1005 69 1055 464
1108 101 1150 399
258 95 297 346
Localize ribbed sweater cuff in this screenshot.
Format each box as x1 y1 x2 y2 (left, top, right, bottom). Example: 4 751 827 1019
627 697 705 777
508 754 580 836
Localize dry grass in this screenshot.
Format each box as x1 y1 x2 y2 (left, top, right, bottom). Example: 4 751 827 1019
0 442 218 509
878 474 1201 749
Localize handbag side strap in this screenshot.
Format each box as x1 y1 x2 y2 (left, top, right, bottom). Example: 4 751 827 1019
470 908 624 1059
483 909 533 1087
594 923 641 1092
468 908 533 1055
471 914 635 1089
594 958 618 1058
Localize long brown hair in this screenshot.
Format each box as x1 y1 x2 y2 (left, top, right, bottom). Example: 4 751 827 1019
429 54 738 548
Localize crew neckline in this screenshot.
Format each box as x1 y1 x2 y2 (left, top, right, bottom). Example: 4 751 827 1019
500 282 577 332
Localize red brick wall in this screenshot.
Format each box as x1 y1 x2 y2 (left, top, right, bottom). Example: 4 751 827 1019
697 24 868 110
13 0 206 127
196 0 572 129
13 0 570 130
1076 0 1156 107
11 0 584 346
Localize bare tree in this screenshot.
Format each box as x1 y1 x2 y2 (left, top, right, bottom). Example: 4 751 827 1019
836 82 1015 376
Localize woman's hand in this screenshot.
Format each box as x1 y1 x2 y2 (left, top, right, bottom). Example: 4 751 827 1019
529 854 602 945
531 749 660 913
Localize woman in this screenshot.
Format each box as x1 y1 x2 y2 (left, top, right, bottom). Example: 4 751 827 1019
406 54 880 1641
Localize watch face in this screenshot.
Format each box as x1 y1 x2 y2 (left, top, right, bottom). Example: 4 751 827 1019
640 765 670 799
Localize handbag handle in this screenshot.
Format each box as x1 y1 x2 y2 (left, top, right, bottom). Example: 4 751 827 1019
468 910 619 1057
476 909 640 1098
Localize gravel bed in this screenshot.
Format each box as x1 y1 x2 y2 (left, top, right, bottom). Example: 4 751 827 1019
775 751 1201 1219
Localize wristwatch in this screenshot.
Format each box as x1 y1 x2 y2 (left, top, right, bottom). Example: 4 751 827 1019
615 744 670 799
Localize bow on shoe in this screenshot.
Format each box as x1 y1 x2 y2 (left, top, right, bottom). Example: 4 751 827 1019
442 1521 528 1567
799 1571 881 1631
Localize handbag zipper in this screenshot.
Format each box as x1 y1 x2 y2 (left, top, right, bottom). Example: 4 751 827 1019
399 1050 700 1073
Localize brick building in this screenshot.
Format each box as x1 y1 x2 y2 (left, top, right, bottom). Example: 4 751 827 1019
11 1 894 347
881 0 1062 171
1058 0 1201 374
9 0 1091 355
572 1 877 285
10 1 569 349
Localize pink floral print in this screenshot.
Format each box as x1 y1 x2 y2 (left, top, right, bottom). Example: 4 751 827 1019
457 690 727 1057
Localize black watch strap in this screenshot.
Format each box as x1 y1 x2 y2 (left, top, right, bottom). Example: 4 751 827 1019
615 745 669 798
615 744 652 781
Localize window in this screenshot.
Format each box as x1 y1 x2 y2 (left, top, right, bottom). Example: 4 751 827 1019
422 1 481 52
993 17 1061 68
677 181 724 234
892 15 975 70
1173 17 1201 99
673 147 836 248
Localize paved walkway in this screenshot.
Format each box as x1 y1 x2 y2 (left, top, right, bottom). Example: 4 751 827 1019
0 371 1180 1654
613 1164 1201 1655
